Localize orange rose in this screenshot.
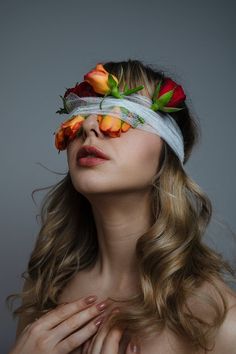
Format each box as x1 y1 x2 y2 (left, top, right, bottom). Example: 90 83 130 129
55 115 85 151
98 107 132 137
84 63 119 95
55 129 67 151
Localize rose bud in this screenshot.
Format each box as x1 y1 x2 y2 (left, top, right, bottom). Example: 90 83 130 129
99 115 122 136
55 129 67 151
84 63 119 95
55 115 85 151
157 78 186 107
64 81 100 98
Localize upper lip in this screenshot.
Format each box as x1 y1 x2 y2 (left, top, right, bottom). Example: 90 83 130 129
77 145 110 160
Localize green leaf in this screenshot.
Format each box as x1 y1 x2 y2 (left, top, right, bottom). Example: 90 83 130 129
111 87 123 98
138 115 145 123
108 74 118 89
156 89 175 107
120 107 130 115
99 92 110 109
161 106 184 113
123 85 144 95
59 95 70 113
152 80 162 101
56 107 67 114
150 102 160 111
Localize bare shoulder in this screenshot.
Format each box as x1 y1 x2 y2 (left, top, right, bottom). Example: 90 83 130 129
187 277 236 353
139 278 236 354
209 278 236 353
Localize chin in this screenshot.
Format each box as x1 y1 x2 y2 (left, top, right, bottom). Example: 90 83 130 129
71 178 114 196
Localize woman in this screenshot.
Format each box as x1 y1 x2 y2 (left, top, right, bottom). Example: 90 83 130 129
7 59 236 354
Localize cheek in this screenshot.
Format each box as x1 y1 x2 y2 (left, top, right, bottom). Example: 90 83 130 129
117 134 163 186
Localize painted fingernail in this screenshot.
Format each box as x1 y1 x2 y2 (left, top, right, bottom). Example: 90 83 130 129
130 342 140 353
94 315 105 327
84 295 97 304
96 301 108 311
111 307 120 313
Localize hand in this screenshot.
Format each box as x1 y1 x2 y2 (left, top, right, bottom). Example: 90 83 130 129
81 309 141 354
9 295 113 354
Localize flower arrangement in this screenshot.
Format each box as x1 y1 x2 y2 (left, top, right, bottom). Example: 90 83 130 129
54 63 186 151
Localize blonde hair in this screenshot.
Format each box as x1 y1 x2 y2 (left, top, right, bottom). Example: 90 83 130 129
6 59 236 352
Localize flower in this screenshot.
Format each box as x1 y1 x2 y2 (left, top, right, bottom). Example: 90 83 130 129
64 81 101 98
54 129 67 151
54 113 131 151
84 63 144 109
56 81 101 115
98 115 131 137
151 77 186 113
84 63 119 95
54 63 187 152
56 63 145 116
55 115 85 151
97 106 131 137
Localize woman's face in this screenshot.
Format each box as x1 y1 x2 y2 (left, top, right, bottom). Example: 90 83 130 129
67 114 164 196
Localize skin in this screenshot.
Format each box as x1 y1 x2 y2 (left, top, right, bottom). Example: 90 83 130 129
66 114 164 294
66 114 164 353
10 295 134 354
13 114 236 353
11 113 163 354
64 115 236 353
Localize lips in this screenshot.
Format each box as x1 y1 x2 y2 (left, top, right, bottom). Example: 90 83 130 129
77 145 110 161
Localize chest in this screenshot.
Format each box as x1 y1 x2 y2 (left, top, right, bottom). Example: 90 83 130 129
58 274 201 354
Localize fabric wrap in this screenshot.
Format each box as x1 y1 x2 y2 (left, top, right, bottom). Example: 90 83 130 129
63 93 184 163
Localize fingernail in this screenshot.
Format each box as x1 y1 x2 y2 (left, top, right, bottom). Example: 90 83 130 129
84 295 97 304
130 342 140 353
111 307 120 313
94 315 105 327
96 301 108 311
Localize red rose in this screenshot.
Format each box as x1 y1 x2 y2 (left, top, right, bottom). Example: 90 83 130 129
158 78 186 107
64 81 102 98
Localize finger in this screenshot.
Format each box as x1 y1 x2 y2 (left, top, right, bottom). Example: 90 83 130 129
51 299 110 342
84 316 112 354
69 347 83 354
101 327 124 354
86 322 110 354
82 338 92 354
56 313 106 353
37 295 99 330
90 307 121 353
86 313 113 353
125 341 141 354
87 315 120 354
86 333 98 353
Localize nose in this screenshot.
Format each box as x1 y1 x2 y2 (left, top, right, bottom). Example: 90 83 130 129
80 114 104 139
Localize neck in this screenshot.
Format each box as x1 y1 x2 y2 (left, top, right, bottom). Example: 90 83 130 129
85 188 154 292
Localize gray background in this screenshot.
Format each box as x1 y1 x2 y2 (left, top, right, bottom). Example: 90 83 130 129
1 0 235 352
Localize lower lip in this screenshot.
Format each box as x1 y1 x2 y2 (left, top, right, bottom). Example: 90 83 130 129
77 157 109 166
